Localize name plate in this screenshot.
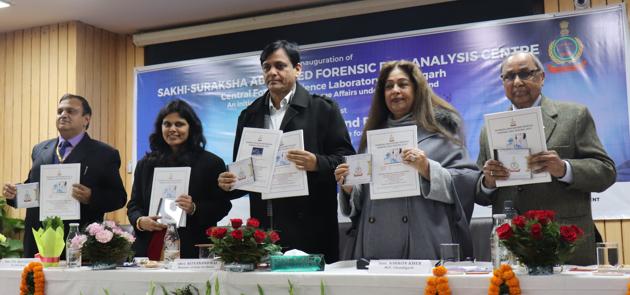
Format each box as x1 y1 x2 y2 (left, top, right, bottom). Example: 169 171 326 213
368 259 432 274
0 258 39 269
173 258 222 270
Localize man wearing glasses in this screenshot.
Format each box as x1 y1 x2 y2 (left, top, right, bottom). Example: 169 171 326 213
476 52 616 265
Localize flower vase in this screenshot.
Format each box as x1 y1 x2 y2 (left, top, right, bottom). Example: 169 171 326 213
223 262 255 272
90 261 117 270
527 265 554 275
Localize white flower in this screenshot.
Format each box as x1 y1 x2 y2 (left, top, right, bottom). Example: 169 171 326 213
0 233 6 243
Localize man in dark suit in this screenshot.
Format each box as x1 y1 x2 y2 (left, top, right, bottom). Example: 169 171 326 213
477 52 616 265
2 94 127 257
218 40 355 262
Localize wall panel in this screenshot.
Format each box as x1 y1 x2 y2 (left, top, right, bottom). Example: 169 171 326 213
0 21 143 230
546 0 630 264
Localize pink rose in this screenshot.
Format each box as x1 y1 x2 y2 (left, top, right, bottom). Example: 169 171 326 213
70 234 87 249
86 223 105 236
95 230 114 243
120 232 136 243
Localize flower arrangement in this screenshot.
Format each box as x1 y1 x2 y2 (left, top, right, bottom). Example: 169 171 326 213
72 221 135 266
488 264 521 295
0 198 24 258
424 265 451 295
206 218 281 264
20 261 44 295
496 210 584 268
32 217 64 267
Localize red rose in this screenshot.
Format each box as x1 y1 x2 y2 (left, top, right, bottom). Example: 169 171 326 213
231 229 243 240
269 231 280 243
230 218 243 229
205 227 214 237
560 225 577 243
246 218 260 228
524 210 555 225
530 223 543 239
571 225 584 238
253 230 266 243
512 216 526 228
496 223 513 240
211 227 227 239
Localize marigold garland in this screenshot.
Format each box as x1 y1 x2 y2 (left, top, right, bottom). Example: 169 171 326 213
626 281 630 295
488 264 521 295
424 265 451 295
20 261 44 295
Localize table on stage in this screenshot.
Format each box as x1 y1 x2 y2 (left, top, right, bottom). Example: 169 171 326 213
1 261 629 294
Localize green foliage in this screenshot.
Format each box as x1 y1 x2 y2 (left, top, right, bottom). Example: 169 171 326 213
257 284 264 295
288 280 294 295
214 277 220 295
208 218 281 264
42 216 63 230
320 280 326 295
80 222 134 265
499 210 583 267
0 199 24 258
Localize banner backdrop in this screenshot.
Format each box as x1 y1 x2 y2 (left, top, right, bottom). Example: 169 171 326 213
136 6 630 220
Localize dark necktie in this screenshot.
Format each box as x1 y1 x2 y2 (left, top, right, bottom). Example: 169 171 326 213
58 141 72 162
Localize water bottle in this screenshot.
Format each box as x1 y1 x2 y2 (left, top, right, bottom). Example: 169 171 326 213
490 214 509 269
503 201 518 265
163 223 180 269
66 223 81 268
503 200 517 221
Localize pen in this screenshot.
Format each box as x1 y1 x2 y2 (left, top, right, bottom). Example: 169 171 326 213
84 166 89 176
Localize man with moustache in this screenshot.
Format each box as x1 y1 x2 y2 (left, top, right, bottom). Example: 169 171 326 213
2 94 127 257
218 40 355 262
477 52 616 265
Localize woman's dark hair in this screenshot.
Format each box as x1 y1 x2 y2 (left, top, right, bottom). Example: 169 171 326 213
359 60 461 151
146 99 206 165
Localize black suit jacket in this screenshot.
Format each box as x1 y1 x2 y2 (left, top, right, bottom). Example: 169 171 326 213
232 83 355 262
8 134 127 258
127 151 232 258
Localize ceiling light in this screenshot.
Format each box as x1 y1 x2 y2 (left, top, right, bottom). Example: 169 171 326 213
0 1 11 9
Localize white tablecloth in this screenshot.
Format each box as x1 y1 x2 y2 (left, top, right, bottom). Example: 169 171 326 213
1 261 629 295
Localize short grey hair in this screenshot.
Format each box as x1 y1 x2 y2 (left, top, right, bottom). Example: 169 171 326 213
500 52 544 75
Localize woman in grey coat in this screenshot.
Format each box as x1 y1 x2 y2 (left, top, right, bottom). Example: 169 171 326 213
335 60 479 260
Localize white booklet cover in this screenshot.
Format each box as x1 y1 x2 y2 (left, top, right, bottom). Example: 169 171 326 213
15 183 39 209
262 130 309 200
227 157 255 190
344 154 372 185
149 167 191 228
367 125 420 200
39 163 81 221
235 127 282 193
484 107 551 187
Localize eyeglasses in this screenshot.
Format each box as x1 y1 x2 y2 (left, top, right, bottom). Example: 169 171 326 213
501 69 539 82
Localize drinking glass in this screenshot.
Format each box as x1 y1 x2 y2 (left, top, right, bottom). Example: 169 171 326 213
596 242 619 271
440 243 460 264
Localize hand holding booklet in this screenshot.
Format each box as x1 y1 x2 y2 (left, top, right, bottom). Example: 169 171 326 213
149 167 191 227
484 107 550 187
227 157 255 190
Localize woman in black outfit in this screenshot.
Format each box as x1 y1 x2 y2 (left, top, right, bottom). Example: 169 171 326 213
127 99 232 259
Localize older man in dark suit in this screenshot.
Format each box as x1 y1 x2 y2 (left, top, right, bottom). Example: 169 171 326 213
477 52 616 265
218 40 355 263
2 94 127 257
